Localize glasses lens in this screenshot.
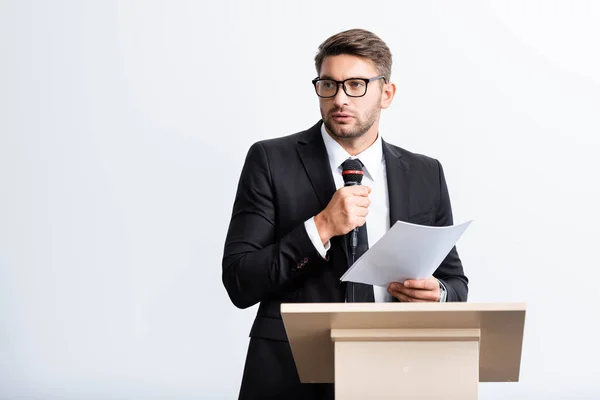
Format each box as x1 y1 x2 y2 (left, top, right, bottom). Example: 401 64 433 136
316 80 337 97
344 79 367 97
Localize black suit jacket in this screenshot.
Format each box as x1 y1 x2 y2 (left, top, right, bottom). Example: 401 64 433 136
222 121 468 399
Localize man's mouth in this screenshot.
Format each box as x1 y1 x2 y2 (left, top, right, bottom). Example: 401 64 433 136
331 112 353 122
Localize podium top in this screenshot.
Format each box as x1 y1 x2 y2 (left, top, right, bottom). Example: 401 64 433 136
281 302 526 383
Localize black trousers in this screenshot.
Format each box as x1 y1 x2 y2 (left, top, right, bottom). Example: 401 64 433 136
238 337 334 400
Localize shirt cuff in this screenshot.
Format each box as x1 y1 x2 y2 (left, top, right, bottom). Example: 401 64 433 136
304 217 330 259
437 279 448 302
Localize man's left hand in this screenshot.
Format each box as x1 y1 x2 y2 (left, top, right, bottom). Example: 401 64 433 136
387 277 440 302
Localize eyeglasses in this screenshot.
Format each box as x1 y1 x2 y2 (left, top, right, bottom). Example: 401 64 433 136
312 75 387 98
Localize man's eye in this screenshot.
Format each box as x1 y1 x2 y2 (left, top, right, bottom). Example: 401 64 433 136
348 80 365 88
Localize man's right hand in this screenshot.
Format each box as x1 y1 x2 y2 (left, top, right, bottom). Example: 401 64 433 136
314 185 371 245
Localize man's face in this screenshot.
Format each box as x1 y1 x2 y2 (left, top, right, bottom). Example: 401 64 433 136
318 54 385 140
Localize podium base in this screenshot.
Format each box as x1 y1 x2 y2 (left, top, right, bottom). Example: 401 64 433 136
332 328 480 400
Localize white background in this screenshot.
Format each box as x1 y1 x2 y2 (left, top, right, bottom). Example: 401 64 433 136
1 0 599 398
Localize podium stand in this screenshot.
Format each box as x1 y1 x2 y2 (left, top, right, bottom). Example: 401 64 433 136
281 302 526 400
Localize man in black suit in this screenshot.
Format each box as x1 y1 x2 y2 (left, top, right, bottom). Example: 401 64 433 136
222 28 468 400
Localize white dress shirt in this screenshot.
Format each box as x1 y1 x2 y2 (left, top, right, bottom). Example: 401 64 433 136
304 124 394 302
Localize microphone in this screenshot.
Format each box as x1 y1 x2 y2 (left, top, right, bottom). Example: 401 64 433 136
341 159 364 264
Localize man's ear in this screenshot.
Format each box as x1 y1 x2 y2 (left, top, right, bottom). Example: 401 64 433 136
380 81 396 109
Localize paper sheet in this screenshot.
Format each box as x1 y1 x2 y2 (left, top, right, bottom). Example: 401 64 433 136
340 220 472 287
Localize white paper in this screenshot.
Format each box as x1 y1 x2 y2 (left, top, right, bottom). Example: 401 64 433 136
340 220 472 287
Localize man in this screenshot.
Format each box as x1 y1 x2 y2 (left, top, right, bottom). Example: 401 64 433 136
222 29 468 400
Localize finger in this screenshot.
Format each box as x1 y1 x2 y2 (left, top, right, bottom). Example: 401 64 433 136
349 185 371 196
354 196 371 208
355 207 369 217
388 290 428 303
391 291 411 302
404 278 438 291
387 285 409 301
389 283 440 302
407 289 440 302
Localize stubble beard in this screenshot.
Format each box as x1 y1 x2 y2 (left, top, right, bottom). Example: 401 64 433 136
322 103 380 141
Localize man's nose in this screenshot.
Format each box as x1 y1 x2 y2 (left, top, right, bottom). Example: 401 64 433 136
333 84 349 107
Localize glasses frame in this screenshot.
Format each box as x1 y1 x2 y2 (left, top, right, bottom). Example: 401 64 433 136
311 75 387 98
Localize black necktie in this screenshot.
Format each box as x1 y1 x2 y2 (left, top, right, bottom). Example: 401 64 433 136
342 158 375 303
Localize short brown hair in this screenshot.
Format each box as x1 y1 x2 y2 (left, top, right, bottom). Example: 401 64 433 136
314 29 393 81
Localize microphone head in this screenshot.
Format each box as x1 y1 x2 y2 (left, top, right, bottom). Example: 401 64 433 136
342 159 364 186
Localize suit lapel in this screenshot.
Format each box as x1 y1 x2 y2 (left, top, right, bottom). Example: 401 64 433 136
383 140 410 226
297 121 349 271
296 121 336 209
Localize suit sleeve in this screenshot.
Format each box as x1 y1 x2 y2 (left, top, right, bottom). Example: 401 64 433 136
222 142 328 309
432 160 469 302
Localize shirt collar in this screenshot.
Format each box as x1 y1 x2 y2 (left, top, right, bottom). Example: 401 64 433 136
320 122 383 181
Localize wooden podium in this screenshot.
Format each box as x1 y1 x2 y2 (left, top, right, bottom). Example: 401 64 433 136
281 302 526 400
